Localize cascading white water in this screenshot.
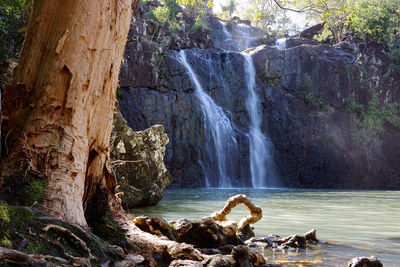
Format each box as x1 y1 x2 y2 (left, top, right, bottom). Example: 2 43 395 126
218 21 254 51
179 50 238 188
242 53 278 188
275 38 287 50
221 22 233 42
236 24 253 51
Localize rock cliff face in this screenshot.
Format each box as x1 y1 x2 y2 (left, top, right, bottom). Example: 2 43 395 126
111 110 171 207
251 40 400 188
119 49 253 187
118 3 400 189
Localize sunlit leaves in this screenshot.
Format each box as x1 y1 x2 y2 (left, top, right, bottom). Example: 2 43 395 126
350 0 400 55
176 0 213 7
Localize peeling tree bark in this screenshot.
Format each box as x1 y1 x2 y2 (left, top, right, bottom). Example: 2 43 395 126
0 0 137 226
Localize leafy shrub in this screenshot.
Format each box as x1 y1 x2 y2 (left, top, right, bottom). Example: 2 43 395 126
0 0 30 59
350 0 400 56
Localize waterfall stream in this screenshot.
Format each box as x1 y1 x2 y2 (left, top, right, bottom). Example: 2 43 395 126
179 23 280 188
275 38 287 50
243 53 278 188
179 50 239 188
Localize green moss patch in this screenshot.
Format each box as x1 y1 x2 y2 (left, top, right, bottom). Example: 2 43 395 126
24 179 47 206
0 201 33 250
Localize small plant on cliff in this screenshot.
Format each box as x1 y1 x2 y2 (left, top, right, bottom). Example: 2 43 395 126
147 0 183 34
345 93 400 133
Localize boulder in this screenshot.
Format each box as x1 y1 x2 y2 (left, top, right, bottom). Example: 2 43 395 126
299 23 325 39
348 256 383 267
111 110 171 207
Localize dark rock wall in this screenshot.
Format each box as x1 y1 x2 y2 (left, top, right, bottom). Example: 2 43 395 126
252 41 400 188
119 49 253 187
118 1 400 189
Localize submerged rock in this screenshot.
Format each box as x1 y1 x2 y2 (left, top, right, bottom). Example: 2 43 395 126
111 110 171 208
348 256 383 267
246 229 319 251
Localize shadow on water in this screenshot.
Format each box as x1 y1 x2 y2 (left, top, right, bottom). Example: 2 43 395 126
132 188 400 266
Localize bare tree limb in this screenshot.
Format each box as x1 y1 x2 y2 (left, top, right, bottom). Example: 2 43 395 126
272 0 314 13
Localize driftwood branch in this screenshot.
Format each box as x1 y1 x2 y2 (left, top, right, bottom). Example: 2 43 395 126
208 194 262 231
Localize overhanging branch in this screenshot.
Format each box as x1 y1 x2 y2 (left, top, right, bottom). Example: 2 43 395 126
272 0 314 13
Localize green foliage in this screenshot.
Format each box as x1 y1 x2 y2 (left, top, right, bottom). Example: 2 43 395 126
0 202 10 224
220 0 237 19
298 74 331 111
177 0 213 7
350 0 400 56
147 0 184 34
0 0 31 59
236 0 294 35
345 93 400 133
117 89 124 100
298 74 314 102
147 0 209 43
24 179 47 206
289 0 400 53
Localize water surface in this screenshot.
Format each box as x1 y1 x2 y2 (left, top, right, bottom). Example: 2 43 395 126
132 189 400 266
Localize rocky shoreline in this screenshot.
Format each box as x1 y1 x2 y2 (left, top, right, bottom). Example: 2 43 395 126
0 195 384 266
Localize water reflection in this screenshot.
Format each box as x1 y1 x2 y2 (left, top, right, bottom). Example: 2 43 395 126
132 189 400 266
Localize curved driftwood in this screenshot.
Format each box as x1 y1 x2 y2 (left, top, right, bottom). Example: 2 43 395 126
208 194 262 231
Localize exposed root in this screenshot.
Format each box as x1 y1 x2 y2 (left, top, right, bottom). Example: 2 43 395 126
42 224 94 260
208 194 262 231
133 216 175 240
15 232 28 251
0 247 67 265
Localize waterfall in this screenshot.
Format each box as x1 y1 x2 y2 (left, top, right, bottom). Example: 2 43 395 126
221 22 233 42
236 24 253 51
242 53 278 188
275 38 287 50
218 21 254 52
179 50 239 188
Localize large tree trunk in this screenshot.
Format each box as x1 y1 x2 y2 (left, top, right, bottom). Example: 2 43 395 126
0 0 137 227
